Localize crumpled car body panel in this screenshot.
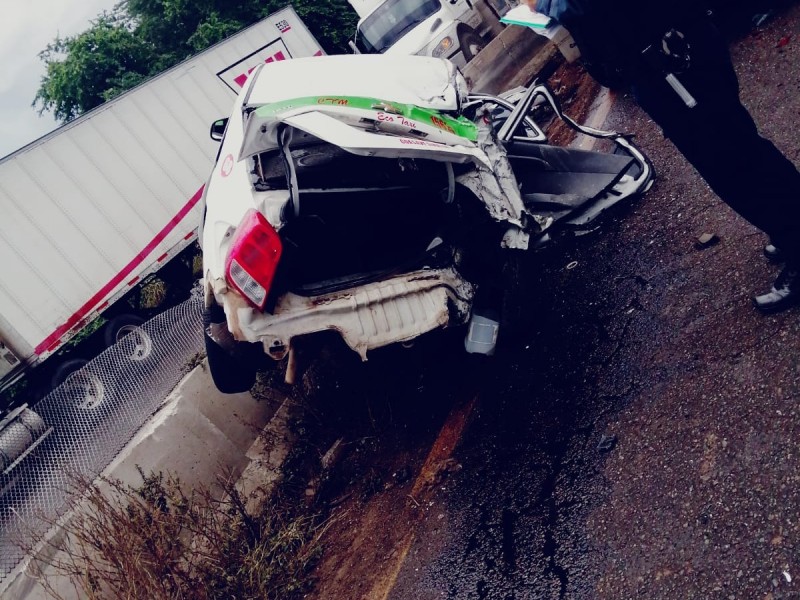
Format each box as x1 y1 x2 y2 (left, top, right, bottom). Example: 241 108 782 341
200 54 653 372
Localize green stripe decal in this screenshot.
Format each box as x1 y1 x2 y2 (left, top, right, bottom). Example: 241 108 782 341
253 95 478 142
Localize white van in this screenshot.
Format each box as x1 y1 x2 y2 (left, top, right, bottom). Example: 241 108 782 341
350 0 513 67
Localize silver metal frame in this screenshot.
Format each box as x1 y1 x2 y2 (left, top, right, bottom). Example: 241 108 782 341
468 83 653 198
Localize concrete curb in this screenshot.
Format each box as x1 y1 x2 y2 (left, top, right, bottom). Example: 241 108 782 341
1 363 284 600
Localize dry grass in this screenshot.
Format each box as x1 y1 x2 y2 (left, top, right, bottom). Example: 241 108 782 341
32 467 330 600
182 351 207 374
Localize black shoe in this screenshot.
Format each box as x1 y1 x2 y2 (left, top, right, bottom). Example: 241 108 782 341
764 243 784 263
754 265 800 313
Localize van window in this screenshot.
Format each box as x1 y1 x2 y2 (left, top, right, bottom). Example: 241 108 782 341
356 0 441 53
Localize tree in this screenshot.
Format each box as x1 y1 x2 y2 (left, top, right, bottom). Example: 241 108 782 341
35 1 358 123
187 13 247 52
125 0 231 70
34 12 156 121
125 0 358 59
260 0 358 54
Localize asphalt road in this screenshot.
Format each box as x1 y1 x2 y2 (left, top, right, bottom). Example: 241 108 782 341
300 6 800 599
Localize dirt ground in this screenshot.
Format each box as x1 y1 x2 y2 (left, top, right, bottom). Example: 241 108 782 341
538 61 601 147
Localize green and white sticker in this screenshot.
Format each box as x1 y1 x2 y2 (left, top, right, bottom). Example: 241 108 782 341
254 96 478 142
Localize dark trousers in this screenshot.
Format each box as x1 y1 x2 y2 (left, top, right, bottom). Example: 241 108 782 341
631 18 800 262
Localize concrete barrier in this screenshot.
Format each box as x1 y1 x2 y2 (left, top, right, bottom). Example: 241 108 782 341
1 363 284 600
463 22 557 94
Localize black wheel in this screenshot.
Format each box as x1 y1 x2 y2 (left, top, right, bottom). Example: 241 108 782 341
460 30 486 62
203 308 261 394
51 358 106 410
104 314 153 361
51 358 87 390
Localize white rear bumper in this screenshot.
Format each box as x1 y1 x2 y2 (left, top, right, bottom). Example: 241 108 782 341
229 267 474 360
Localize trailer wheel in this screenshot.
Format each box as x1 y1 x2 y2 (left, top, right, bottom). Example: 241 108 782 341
51 359 106 410
460 30 486 62
104 315 153 361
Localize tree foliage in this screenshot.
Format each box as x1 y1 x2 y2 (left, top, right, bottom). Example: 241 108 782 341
261 0 359 53
34 11 156 121
35 0 358 122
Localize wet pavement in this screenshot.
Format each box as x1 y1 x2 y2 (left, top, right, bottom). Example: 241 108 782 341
580 7 800 597
302 5 800 599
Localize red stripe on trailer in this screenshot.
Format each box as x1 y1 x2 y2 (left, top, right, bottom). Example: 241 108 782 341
184 231 195 240
34 186 205 355
157 253 169 262
233 51 289 87
128 276 140 286
234 70 254 88
265 51 286 64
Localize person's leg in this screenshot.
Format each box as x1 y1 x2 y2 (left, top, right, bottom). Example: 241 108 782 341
631 18 800 310
633 21 800 260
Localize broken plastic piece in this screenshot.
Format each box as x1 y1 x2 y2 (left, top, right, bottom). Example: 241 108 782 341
695 232 719 249
752 10 774 27
464 312 500 356
597 434 617 453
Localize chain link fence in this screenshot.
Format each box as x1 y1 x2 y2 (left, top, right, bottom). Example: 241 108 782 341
0 293 205 583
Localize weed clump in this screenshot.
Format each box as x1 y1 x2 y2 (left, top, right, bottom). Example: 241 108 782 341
34 467 327 600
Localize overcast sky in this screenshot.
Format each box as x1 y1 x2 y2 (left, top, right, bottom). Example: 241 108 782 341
0 0 119 158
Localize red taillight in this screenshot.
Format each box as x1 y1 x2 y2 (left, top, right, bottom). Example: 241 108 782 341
225 209 283 309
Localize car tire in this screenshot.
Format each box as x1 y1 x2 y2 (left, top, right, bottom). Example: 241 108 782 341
203 308 260 394
104 314 153 361
460 30 486 62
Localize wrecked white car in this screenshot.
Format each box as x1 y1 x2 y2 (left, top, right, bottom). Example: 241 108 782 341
200 54 652 393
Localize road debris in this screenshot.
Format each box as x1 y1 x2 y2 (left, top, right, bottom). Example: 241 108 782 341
306 437 347 502
320 437 346 472
695 232 719 249
752 11 774 27
597 434 618 453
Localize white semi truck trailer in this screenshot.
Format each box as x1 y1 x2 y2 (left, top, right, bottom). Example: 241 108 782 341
0 6 324 404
